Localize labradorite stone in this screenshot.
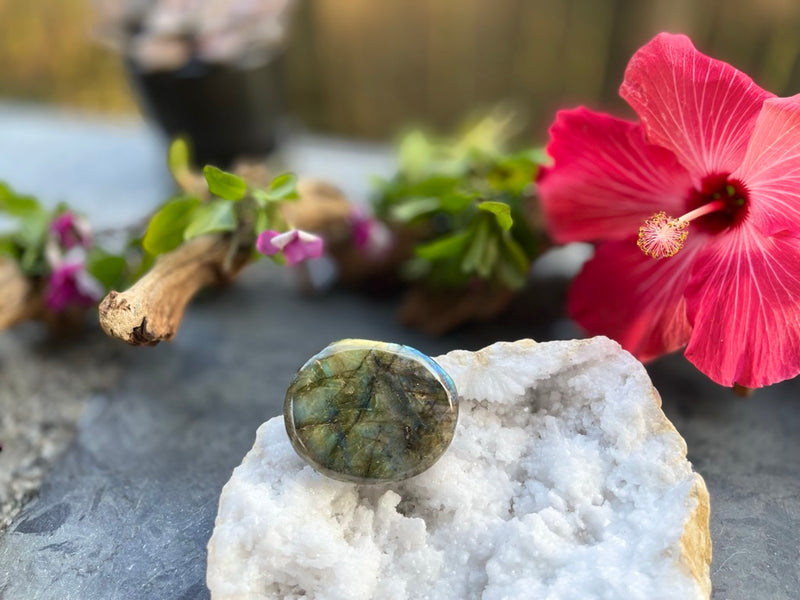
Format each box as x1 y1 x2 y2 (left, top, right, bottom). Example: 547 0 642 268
284 339 459 483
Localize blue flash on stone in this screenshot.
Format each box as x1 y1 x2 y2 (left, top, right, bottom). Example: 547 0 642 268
284 339 459 483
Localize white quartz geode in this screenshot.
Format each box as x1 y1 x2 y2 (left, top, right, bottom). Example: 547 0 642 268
207 337 711 599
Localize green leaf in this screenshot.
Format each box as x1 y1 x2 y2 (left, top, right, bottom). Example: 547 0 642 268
527 147 551 165
203 166 247 201
183 200 237 240
16 210 49 247
438 191 477 214
85 250 127 290
401 256 431 280
477 235 499 278
131 251 156 281
398 130 433 177
493 232 530 289
406 176 460 197
15 209 50 274
389 197 441 222
496 256 527 289
252 189 270 208
488 152 538 195
254 209 270 235
0 183 43 218
265 173 299 202
415 231 471 260
0 236 19 259
168 138 191 177
143 196 201 255
461 218 490 274
501 231 530 273
478 201 513 230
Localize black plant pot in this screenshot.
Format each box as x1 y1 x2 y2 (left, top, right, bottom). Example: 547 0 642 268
128 54 285 167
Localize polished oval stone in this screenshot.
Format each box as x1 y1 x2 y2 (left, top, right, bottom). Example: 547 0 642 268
284 339 458 483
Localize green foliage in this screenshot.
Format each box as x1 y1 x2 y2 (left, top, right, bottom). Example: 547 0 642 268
2 139 306 324
264 173 299 202
142 195 201 255
373 114 544 290
168 138 191 179
0 182 49 275
203 166 247 201
389 197 441 222
1 181 134 298
477 201 513 231
415 231 471 260
145 149 300 266
0 183 41 217
183 200 237 240
85 249 128 290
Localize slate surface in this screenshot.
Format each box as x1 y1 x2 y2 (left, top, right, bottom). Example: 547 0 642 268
0 105 798 599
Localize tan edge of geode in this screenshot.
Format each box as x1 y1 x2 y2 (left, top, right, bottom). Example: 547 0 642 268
646 387 712 599
682 474 712 597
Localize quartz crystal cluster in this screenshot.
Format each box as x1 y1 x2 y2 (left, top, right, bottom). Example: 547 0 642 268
208 337 711 600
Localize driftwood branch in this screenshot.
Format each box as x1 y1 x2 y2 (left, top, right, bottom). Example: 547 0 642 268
98 234 251 346
2 175 365 340
98 178 363 346
0 259 41 331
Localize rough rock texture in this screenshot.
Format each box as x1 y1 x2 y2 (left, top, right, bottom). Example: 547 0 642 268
207 337 711 600
0 329 123 533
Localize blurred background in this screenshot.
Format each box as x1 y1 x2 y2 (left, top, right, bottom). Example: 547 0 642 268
2 0 800 142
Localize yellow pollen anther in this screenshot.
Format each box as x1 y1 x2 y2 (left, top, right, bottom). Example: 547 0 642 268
637 212 689 259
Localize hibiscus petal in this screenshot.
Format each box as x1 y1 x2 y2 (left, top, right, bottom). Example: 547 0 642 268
733 95 800 236
538 107 692 243
685 225 800 387
620 32 772 177
568 235 704 362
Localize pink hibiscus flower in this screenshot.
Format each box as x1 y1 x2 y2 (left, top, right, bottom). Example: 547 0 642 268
537 32 800 388
256 229 324 265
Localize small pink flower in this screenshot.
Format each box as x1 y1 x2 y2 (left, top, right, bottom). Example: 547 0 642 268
256 229 324 265
537 33 800 388
50 212 92 250
44 251 104 313
351 210 392 256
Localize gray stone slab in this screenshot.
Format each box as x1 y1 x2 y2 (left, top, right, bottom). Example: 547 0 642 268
0 330 125 533
0 267 460 600
1 271 798 599
650 357 800 600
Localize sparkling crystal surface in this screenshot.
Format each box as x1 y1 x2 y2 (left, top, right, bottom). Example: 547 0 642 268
284 339 459 483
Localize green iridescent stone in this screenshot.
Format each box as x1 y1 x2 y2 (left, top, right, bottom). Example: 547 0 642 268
284 339 459 484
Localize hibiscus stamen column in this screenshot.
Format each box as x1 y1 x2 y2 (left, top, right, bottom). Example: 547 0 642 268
637 179 747 259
